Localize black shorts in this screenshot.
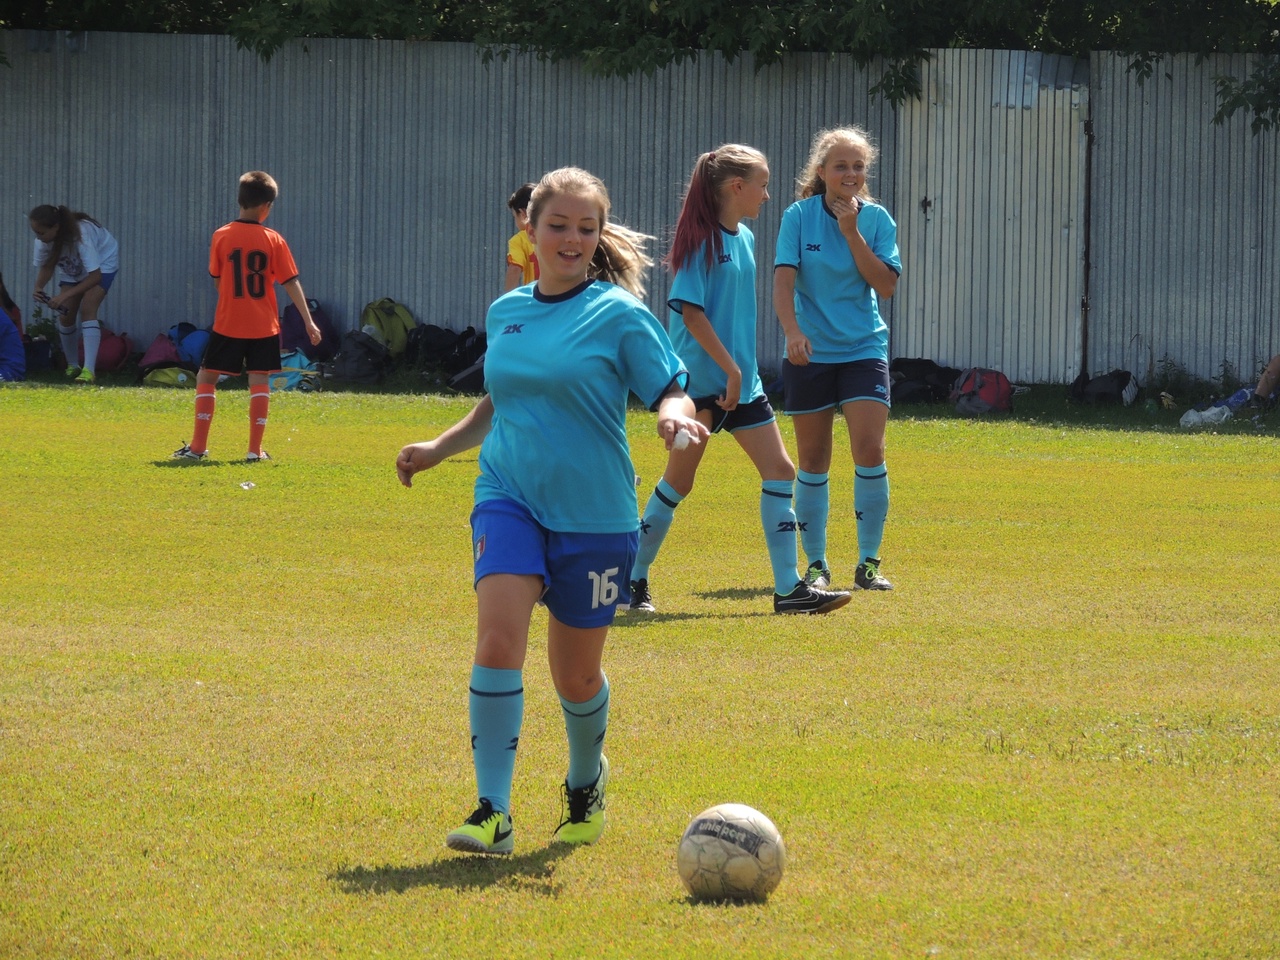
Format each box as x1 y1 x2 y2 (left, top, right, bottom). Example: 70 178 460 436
693 394 777 434
203 331 282 376
781 358 891 414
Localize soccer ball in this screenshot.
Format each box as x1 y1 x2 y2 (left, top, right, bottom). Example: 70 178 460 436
676 803 786 902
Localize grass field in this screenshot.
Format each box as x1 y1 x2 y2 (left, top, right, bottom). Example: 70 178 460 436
2 379 1278 959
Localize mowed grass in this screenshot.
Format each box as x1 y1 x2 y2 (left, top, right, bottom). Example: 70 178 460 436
1 383 1278 959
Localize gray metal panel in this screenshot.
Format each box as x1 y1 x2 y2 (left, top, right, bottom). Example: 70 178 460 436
4 34 1270 386
1089 52 1278 384
0 34 897 378
893 49 1088 382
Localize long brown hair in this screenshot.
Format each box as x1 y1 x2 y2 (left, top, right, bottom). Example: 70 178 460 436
528 167 654 299
29 204 102 270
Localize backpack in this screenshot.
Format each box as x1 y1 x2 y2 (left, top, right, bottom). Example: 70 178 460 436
890 357 963 404
168 322 211 366
329 329 391 384
1069 369 1138 406
407 323 463 370
441 325 487 376
269 349 319 392
447 355 486 393
79 326 133 373
138 332 182 372
280 298 340 362
359 298 417 359
142 365 199 387
951 367 1013 415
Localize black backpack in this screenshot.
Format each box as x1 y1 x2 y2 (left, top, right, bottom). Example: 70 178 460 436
1069 369 1138 405
889 357 963 404
441 326 488 376
329 329 391 384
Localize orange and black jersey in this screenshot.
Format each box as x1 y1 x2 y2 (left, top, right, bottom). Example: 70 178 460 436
209 219 300 339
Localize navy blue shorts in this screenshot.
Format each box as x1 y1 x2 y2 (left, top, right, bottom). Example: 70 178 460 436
692 394 777 434
470 498 638 628
781 358 891 414
60 271 117 293
203 331 282 376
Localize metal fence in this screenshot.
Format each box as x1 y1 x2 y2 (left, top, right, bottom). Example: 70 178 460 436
1 32 1275 382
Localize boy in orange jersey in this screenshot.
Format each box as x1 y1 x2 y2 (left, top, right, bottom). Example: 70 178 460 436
174 171 321 462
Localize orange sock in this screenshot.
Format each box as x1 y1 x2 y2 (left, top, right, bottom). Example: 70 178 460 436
191 388 216 453
248 388 270 455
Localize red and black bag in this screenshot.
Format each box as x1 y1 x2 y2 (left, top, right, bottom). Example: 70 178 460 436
950 367 1013 415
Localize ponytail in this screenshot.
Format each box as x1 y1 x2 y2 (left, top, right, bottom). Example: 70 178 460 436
529 166 654 299
666 145 768 275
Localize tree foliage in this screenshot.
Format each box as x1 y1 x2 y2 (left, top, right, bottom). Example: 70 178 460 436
5 0 1279 125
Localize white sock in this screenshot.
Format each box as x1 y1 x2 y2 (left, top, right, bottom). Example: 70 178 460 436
58 321 79 369
80 320 102 374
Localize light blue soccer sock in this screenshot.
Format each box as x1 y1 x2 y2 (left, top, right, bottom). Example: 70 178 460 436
631 479 684 581
794 470 830 569
854 462 890 561
468 664 524 815
80 320 102 375
761 479 800 594
560 675 609 789
57 320 78 369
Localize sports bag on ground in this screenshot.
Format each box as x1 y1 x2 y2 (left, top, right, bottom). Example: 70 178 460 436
329 329 391 384
1069 369 1138 406
951 367 1013 415
269 350 320 392
359 298 417 359
280 298 340 362
890 357 963 404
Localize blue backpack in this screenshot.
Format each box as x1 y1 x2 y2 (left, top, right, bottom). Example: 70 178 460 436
168 323 211 366
269 350 319 392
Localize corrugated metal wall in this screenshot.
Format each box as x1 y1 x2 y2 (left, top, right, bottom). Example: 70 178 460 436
0 32 894 376
1089 52 1278 384
1 34 1275 383
894 50 1089 382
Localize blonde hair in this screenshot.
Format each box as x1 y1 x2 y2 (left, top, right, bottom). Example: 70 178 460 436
796 126 879 202
528 167 654 299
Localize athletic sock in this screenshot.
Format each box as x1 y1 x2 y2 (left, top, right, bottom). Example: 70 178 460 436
191 387 216 453
794 469 830 569
760 479 799 593
854 461 890 561
57 320 78 368
560 675 609 790
469 664 524 815
248 388 270 455
80 320 101 374
632 479 684 582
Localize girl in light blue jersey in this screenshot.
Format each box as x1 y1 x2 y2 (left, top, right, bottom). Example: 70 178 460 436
396 167 706 856
627 144 850 618
773 126 902 592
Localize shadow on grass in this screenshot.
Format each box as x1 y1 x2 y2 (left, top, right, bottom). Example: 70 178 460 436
609 586 780 627
331 843 577 896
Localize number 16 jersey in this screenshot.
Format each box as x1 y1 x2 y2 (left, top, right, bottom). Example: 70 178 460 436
208 219 301 339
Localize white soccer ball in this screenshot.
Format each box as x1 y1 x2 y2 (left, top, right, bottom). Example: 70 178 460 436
677 802 786 902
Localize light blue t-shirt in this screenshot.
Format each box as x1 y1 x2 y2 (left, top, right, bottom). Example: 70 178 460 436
667 225 764 404
774 195 901 363
476 279 687 534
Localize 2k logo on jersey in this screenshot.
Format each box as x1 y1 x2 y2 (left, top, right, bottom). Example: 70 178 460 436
805 243 822 252
502 323 524 335
717 253 732 264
